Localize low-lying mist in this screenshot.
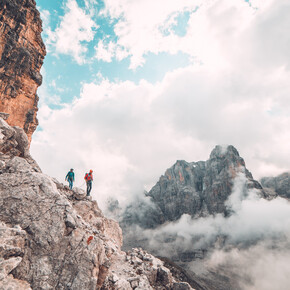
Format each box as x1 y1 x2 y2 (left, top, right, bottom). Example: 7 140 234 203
120 173 290 289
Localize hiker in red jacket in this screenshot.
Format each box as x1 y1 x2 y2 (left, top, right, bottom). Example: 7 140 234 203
84 170 93 196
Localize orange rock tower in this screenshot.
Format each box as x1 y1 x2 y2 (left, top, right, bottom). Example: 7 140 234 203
0 0 46 143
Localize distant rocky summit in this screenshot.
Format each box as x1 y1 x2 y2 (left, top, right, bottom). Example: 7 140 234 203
119 146 279 290
122 145 266 230
0 0 46 143
261 172 290 200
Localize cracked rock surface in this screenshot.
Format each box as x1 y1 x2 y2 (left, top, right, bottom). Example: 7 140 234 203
0 117 194 289
0 222 31 290
102 248 193 290
0 117 122 289
0 0 46 143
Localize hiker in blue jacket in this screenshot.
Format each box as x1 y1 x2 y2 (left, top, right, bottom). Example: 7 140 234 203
65 168 75 190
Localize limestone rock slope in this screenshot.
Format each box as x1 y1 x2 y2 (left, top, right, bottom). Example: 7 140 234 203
0 222 31 289
123 145 265 230
0 0 46 143
102 248 193 290
0 117 193 289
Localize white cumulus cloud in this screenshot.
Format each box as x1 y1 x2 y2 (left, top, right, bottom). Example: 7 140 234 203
47 0 98 64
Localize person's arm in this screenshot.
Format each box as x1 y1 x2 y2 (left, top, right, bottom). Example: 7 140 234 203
65 172 68 180
72 172 75 181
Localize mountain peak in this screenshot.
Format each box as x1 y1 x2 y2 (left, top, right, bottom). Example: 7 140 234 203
210 145 240 159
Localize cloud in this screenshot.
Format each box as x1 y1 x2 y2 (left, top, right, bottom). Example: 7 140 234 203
33 1 290 288
33 0 290 210
47 0 98 64
94 40 129 62
143 174 290 247
99 0 277 69
208 241 290 290
121 173 290 288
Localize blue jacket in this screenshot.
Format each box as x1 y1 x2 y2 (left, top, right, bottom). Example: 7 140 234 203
66 171 75 181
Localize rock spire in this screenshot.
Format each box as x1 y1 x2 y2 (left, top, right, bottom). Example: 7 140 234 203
0 0 46 143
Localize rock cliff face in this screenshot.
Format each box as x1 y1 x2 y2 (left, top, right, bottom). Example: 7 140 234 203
119 146 271 289
0 117 193 289
0 0 46 143
261 172 290 200
123 145 265 229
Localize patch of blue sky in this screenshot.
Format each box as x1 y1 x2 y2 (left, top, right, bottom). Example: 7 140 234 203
96 52 191 83
160 8 197 37
43 50 191 108
42 54 95 104
36 0 65 30
36 0 193 107
170 10 191 37
36 0 64 13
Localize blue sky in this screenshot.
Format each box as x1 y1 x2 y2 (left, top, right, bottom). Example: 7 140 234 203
32 0 290 208
36 0 194 107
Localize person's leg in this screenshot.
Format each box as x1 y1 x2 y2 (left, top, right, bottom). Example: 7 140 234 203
86 182 90 196
87 181 92 196
68 179 73 189
89 181 92 195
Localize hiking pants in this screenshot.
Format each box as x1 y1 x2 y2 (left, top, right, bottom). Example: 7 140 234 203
86 181 92 196
68 179 73 190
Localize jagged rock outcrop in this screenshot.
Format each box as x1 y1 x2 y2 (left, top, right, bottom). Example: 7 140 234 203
0 117 122 289
0 222 31 289
0 117 193 289
261 172 290 200
0 0 46 143
122 145 265 229
102 248 193 290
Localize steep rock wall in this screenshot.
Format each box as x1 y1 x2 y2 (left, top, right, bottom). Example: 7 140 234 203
0 0 46 143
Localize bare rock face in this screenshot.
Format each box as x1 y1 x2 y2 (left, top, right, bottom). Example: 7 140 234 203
0 117 122 289
0 0 46 143
122 145 265 230
261 172 290 200
102 248 193 290
0 222 31 290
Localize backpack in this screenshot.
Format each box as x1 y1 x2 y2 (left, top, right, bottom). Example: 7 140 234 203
85 173 92 181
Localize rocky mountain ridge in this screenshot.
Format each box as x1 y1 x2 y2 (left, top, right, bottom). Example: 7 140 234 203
0 116 194 289
261 172 290 200
122 145 266 230
0 0 46 143
118 145 288 290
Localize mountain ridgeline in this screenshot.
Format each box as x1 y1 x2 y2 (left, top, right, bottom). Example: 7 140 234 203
122 145 266 230
119 146 290 289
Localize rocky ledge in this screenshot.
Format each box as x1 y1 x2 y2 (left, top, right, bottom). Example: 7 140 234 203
0 116 193 289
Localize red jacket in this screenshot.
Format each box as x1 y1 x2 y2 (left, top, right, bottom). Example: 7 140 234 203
85 173 93 181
